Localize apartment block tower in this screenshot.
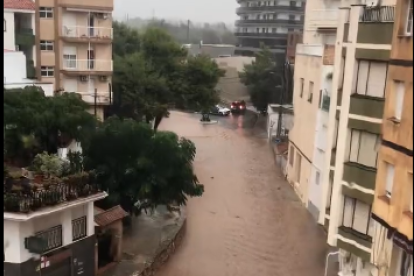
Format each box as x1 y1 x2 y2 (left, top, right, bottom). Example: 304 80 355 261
35 0 114 121
370 0 413 275
234 0 305 56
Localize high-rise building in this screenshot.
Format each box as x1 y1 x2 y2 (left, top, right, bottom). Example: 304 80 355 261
35 0 114 120
370 0 413 274
234 0 305 57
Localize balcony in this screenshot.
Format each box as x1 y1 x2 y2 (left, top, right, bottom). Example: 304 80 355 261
15 28 35 47
234 32 287 39
61 59 113 76
58 0 113 10
77 91 113 105
337 226 372 261
349 94 385 119
61 26 113 44
235 19 302 26
343 162 376 191
307 9 338 30
236 5 304 13
357 6 395 45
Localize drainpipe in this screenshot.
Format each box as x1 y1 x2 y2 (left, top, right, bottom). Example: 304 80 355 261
324 251 339 276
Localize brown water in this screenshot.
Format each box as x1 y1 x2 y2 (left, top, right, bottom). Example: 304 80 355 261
156 111 335 276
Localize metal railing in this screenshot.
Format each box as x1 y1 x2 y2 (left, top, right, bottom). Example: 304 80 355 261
4 181 99 213
62 25 113 39
62 59 113 71
77 91 113 104
360 6 395 22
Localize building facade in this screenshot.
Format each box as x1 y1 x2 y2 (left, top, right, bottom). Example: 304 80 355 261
317 2 399 276
234 0 305 56
4 179 107 276
370 0 413 275
4 0 37 79
35 0 114 121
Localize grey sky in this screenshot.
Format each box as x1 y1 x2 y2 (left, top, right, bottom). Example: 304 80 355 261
114 0 238 24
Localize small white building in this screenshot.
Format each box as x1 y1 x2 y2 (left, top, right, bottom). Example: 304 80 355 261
4 180 107 276
266 104 294 140
4 49 53 95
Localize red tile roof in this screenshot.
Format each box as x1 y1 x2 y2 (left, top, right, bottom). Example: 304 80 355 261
4 0 35 11
94 205 128 227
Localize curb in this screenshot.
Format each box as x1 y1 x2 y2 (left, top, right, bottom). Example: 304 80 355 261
137 209 187 276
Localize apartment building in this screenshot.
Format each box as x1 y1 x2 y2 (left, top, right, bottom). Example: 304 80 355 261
285 0 337 212
315 2 400 276
4 0 37 79
234 0 305 57
370 0 413 275
35 0 114 121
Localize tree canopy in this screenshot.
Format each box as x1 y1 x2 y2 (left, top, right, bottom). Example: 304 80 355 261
239 47 293 111
112 24 224 129
81 116 204 214
4 86 96 166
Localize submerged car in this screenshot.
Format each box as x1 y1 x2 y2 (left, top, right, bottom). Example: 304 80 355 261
230 100 246 114
210 105 231 116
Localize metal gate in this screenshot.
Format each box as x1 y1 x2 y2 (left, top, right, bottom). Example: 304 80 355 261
41 259 71 276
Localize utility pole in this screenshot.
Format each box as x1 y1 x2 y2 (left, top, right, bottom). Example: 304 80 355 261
187 19 190 44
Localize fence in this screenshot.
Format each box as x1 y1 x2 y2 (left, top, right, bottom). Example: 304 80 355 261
360 6 395 22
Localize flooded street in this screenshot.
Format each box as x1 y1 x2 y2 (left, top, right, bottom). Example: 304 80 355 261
157 111 334 276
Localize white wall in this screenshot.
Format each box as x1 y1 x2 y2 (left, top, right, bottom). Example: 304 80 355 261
4 51 27 82
267 112 294 139
4 12 15 51
4 202 95 263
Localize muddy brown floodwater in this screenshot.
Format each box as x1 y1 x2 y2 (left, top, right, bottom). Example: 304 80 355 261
157 111 335 276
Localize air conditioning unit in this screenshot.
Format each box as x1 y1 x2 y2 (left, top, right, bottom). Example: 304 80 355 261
79 76 87 82
94 13 108 20
98 75 107 82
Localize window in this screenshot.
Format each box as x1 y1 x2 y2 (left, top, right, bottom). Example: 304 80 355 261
308 81 314 103
39 7 53 18
342 197 374 236
72 216 87 241
40 40 54 51
299 78 304 97
385 162 395 198
348 130 379 168
63 54 77 68
289 145 295 166
406 0 413 35
394 81 405 120
35 225 63 252
354 61 387 98
315 171 320 185
41 66 54 77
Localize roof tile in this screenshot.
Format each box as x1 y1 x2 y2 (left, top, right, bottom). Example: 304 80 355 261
94 205 128 227
4 0 36 11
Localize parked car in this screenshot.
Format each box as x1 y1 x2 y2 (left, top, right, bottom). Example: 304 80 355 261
210 105 231 116
230 100 246 114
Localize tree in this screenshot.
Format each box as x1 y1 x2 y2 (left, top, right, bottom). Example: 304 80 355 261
4 87 97 165
81 117 204 214
113 21 141 57
112 25 224 129
239 47 293 111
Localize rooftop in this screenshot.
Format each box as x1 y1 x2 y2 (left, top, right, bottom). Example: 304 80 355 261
4 0 35 11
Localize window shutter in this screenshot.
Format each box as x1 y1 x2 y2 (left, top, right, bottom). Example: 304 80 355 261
366 62 387 98
358 132 378 168
352 201 370 234
342 197 354 227
356 61 369 95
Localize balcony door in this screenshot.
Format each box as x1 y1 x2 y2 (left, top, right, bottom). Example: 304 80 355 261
88 14 94 37
63 46 77 69
87 49 95 70
62 12 76 36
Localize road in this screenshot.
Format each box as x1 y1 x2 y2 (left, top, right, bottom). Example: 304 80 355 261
157 111 336 276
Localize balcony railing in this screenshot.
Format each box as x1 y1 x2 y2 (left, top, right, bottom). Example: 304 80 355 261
234 32 288 38
4 181 100 213
77 91 113 105
235 19 301 25
62 26 113 40
307 9 339 29
236 5 304 13
62 59 113 72
360 6 395 22
15 28 35 46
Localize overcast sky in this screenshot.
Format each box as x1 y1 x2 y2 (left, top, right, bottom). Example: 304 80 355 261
114 0 238 24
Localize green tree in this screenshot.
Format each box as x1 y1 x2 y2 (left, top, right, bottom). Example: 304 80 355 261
112 25 224 128
4 87 96 165
113 21 141 57
239 47 293 111
81 117 204 214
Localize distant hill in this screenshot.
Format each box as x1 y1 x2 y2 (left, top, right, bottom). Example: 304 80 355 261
122 17 237 45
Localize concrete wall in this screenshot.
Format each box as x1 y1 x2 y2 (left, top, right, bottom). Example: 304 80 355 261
4 202 94 263
4 12 15 51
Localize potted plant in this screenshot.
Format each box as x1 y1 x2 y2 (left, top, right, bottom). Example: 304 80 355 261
32 152 64 180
